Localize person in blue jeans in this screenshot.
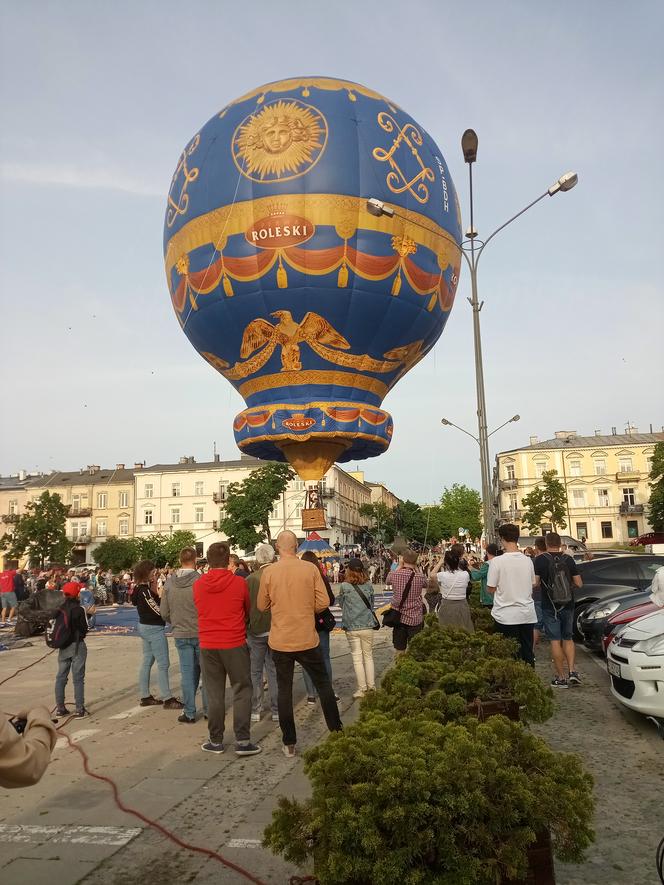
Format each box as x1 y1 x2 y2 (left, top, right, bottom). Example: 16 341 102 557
131 560 182 710
300 551 336 704
161 547 207 723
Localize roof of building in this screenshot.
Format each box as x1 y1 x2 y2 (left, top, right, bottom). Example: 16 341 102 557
139 456 260 474
0 476 31 491
499 431 664 456
26 468 138 487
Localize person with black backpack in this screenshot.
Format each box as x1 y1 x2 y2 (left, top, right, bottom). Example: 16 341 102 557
534 532 583 688
52 582 89 717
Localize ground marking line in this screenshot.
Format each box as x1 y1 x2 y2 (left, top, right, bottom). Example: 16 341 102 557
226 838 263 848
54 728 99 750
108 705 148 720
0 824 141 846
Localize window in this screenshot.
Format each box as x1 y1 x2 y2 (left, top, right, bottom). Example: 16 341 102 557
145 510 153 525
144 483 154 499
627 520 639 539
170 508 180 525
646 457 653 475
295 504 302 518
195 542 204 558
619 457 633 473
79 522 88 537
506 464 515 480
294 480 305 491
8 499 18 515
576 522 588 540
97 492 107 509
194 506 204 524
119 491 129 508
534 461 546 478
572 489 585 506
271 504 280 520
97 520 107 537
218 483 227 501
596 489 610 507
569 460 581 477
72 494 80 511
622 488 635 505
195 481 204 496
119 519 129 536
594 459 606 475
71 522 79 540
172 483 181 497
508 493 517 510
600 521 613 539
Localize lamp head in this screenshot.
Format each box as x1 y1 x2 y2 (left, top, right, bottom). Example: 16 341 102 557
461 129 478 164
548 171 578 196
441 418 451 426
366 197 394 218
511 415 520 423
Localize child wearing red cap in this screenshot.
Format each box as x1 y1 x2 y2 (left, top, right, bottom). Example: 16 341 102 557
54 582 89 717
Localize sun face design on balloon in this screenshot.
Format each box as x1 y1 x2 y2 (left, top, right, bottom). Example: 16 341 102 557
232 100 328 182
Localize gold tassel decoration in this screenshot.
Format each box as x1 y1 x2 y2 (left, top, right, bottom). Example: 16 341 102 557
277 255 288 289
222 273 234 297
391 269 402 297
337 261 348 288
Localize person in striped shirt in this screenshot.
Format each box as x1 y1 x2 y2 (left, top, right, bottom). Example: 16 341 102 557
389 550 427 653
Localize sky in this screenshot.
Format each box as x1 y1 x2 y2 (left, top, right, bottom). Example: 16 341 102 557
1 0 662 504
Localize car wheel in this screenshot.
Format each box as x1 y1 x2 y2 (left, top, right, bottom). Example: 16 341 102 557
574 604 589 641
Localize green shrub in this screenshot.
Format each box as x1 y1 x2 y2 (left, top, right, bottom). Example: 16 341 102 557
264 713 594 885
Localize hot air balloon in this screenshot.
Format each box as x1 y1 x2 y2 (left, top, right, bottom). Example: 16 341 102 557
164 77 461 480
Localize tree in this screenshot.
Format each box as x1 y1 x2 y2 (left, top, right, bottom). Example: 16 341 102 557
135 533 169 566
420 505 447 546
0 491 70 567
520 469 568 534
93 537 141 572
647 442 664 531
359 502 396 543
162 530 198 567
438 484 483 540
221 462 294 551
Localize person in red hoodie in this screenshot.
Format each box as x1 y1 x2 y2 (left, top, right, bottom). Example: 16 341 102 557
193 542 261 757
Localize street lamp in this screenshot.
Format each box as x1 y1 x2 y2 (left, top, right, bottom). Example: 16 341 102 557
367 134 578 542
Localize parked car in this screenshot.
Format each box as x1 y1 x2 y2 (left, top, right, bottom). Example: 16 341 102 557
578 590 654 652
519 534 585 551
607 609 664 721
569 555 664 638
602 599 660 654
630 532 664 548
570 549 637 563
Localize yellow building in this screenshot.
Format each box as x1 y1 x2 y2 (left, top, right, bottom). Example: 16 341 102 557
0 473 40 567
493 428 663 545
27 464 138 563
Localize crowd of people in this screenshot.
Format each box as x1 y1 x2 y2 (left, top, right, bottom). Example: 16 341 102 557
1 523 601 782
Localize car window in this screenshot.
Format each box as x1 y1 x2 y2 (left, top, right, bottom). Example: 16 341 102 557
637 559 664 582
583 558 640 584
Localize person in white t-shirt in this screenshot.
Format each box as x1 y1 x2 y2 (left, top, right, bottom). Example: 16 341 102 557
486 524 537 666
650 566 664 608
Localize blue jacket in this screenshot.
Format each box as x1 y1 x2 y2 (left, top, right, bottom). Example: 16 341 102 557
337 581 375 631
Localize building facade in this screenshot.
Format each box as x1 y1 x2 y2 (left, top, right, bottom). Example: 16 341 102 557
26 464 138 563
0 472 41 567
133 455 373 556
493 429 662 545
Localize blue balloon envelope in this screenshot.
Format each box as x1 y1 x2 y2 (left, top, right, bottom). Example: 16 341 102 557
164 77 461 479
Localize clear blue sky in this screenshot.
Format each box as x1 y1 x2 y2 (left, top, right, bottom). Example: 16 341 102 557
1 0 662 503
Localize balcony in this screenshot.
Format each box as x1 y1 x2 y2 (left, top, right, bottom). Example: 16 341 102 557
499 479 518 490
321 488 335 498
619 503 644 515
212 492 226 503
71 535 91 546
616 470 641 482
68 508 92 518
2 513 19 524
500 509 522 519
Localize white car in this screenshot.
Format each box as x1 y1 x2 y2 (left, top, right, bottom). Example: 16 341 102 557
607 608 664 719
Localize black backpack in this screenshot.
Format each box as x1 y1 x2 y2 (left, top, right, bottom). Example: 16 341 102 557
45 605 74 649
544 554 574 606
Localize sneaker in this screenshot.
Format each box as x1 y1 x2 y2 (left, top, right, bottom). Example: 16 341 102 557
334 694 341 702
163 697 184 710
235 741 262 756
55 706 71 716
306 696 316 706
201 741 224 754
353 689 366 699
271 713 280 722
282 744 296 758
0 622 7 628
178 713 196 724
251 711 261 722
551 676 569 689
568 671 582 685
75 708 89 718
140 696 164 706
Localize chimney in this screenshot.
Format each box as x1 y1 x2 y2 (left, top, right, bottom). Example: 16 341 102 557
116 463 125 470
134 462 143 470
88 465 100 475
214 453 221 462
179 456 188 464
554 430 577 440
612 427 617 435
529 435 539 446
18 469 26 481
